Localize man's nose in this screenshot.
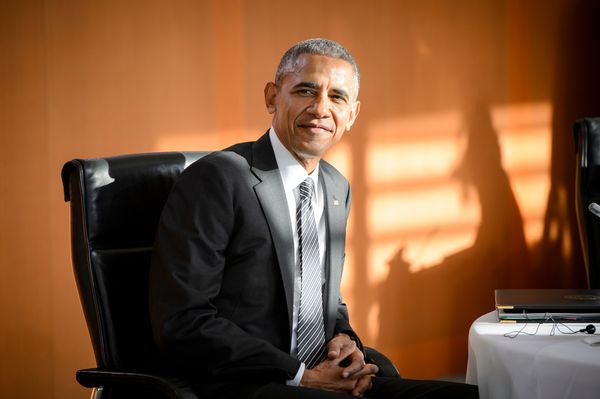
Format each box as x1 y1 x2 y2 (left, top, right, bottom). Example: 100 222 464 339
307 94 331 117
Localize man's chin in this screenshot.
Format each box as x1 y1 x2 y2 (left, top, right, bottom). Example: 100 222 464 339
295 147 330 162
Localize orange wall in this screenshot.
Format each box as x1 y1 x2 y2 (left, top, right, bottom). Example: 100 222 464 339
1 1 598 398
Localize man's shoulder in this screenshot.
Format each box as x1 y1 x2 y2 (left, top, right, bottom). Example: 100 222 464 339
183 141 254 174
320 159 349 185
223 140 254 156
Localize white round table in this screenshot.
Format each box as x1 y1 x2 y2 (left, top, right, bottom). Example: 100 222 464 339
466 311 600 399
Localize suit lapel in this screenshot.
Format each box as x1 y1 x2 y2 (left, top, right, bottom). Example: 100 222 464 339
320 163 347 338
250 133 295 332
249 133 348 339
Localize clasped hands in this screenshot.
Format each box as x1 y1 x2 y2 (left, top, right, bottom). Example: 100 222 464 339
300 333 379 397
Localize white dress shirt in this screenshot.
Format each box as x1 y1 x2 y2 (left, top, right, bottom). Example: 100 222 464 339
269 128 327 385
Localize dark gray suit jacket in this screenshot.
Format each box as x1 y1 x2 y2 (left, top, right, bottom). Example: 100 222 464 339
148 132 359 389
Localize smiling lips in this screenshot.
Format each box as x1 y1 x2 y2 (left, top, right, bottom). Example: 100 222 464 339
297 121 333 133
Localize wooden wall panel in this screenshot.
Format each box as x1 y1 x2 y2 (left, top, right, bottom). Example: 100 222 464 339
1 1 597 397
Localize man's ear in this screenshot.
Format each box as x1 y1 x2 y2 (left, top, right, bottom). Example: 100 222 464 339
345 100 361 131
264 82 278 114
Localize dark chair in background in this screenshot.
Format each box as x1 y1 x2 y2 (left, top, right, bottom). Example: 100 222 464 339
574 117 600 288
62 152 399 399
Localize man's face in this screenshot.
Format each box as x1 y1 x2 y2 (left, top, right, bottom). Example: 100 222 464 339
265 54 360 170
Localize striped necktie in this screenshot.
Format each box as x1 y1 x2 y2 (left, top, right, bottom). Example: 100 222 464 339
296 177 326 368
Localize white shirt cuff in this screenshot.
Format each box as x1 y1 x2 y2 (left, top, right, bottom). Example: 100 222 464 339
286 362 305 386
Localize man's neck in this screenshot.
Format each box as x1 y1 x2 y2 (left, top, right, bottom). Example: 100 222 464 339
269 128 320 175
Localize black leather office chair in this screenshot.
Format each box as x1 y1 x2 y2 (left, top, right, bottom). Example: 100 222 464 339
62 152 208 399
574 118 600 288
62 152 398 399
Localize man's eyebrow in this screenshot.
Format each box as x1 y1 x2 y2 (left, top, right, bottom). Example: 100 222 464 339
292 81 321 90
292 82 350 99
330 88 350 100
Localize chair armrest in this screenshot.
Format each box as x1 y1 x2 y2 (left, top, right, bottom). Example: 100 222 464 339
76 368 199 399
364 347 400 378
76 351 398 398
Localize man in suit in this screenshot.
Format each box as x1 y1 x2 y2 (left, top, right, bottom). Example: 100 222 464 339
149 38 478 398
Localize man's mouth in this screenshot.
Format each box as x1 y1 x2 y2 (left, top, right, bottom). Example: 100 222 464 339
297 122 333 133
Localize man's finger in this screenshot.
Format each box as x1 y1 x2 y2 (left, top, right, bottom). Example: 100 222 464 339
332 340 356 366
352 374 374 397
327 341 342 359
345 362 379 379
341 349 364 377
327 334 352 359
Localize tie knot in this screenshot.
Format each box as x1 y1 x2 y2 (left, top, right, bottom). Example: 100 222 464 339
299 178 315 201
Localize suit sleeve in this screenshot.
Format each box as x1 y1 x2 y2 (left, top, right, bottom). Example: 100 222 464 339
148 157 300 381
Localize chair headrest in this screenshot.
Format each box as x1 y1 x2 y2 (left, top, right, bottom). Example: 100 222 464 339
62 152 209 250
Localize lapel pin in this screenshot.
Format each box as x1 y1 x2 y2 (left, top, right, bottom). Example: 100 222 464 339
333 197 339 206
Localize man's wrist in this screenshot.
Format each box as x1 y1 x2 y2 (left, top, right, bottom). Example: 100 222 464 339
286 362 305 386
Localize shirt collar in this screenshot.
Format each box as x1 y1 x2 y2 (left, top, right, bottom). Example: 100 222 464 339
269 127 320 193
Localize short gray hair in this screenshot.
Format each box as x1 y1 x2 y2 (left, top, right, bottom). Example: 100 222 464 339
275 38 360 100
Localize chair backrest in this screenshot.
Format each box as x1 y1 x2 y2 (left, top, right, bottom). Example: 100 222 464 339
574 118 600 288
62 152 209 371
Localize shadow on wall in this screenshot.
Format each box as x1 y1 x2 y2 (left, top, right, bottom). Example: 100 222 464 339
369 0 599 378
376 99 530 377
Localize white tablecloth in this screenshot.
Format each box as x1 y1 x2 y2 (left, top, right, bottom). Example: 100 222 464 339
466 311 600 399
